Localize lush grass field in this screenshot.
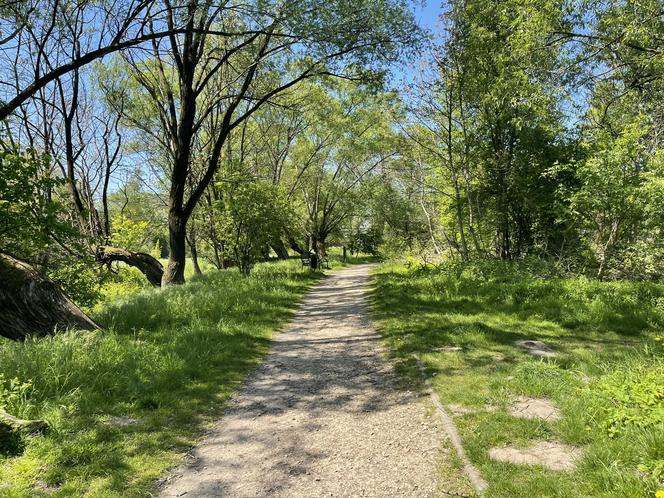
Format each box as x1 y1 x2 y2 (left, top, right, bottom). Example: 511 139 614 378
372 260 664 497
0 261 319 497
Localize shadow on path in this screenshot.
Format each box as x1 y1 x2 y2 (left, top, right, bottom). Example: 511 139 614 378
159 264 452 498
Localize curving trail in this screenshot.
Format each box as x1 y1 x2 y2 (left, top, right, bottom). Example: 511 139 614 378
159 264 452 497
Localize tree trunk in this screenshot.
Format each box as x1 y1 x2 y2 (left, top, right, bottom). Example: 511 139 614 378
0 408 48 434
287 234 305 255
597 220 619 280
497 167 511 260
96 246 164 287
190 242 202 275
453 177 469 261
187 220 202 275
162 214 187 286
271 238 289 260
0 253 99 340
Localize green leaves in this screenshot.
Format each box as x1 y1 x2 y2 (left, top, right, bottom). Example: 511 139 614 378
0 148 67 257
215 180 293 274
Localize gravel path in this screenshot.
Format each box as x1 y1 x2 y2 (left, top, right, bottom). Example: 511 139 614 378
159 264 450 497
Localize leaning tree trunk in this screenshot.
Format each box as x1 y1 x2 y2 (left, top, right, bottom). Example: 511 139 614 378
0 253 99 340
271 238 290 260
96 246 164 287
287 234 305 255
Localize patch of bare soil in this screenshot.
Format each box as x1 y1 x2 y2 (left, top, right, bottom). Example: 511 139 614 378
158 265 464 498
488 441 582 471
509 396 561 421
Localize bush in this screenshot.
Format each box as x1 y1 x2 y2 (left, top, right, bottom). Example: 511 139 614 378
0 374 34 455
590 355 664 438
0 374 33 414
48 259 102 309
97 266 151 308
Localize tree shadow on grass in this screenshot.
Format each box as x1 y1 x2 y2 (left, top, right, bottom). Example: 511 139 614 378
369 270 654 385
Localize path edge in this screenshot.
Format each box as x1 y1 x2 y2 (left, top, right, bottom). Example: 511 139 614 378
413 354 488 496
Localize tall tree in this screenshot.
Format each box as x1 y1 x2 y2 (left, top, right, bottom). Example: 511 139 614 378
116 0 419 285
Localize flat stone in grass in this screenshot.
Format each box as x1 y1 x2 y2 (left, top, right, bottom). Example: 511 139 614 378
434 346 463 352
105 415 141 428
509 396 561 422
447 404 475 416
514 339 556 358
489 441 582 471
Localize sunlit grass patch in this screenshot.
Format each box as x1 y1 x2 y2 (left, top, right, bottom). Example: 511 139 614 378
0 260 319 497
371 260 664 497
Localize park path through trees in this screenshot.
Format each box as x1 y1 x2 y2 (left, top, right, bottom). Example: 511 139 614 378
159 264 462 497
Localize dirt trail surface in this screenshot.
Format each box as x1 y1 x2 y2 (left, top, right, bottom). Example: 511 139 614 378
159 264 449 497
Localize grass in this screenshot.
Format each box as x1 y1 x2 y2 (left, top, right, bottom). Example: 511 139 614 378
0 260 320 497
371 259 664 497
324 247 381 267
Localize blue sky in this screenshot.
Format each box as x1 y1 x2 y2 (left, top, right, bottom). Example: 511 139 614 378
413 0 443 32
388 0 443 88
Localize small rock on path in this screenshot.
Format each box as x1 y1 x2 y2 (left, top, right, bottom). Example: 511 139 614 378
159 264 457 497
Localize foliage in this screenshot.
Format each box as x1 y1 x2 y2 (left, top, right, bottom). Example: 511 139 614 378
0 374 32 412
590 361 664 438
0 375 34 456
48 259 103 310
110 216 151 253
0 148 69 258
216 181 294 274
348 226 382 256
97 266 151 309
562 98 664 279
107 173 168 254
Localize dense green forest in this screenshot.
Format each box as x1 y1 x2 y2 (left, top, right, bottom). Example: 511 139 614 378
0 0 662 496
1 0 663 304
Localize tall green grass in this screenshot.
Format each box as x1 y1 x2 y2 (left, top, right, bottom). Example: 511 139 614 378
0 260 318 497
372 260 664 497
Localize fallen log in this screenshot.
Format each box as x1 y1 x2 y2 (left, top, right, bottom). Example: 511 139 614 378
0 408 48 434
96 246 164 287
0 252 99 340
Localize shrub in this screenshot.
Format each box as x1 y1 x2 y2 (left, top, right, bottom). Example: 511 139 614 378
49 259 102 309
590 355 664 438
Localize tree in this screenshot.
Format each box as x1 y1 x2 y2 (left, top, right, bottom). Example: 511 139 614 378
404 0 571 262
216 180 292 274
0 253 99 340
114 0 419 285
289 83 398 265
0 0 248 119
